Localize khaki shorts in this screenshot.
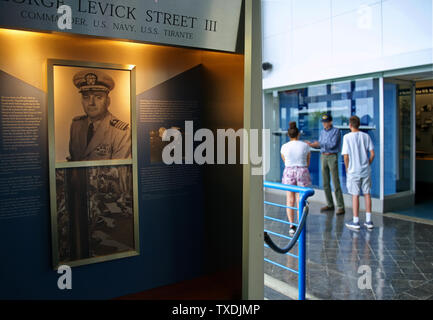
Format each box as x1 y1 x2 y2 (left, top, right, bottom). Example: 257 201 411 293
347 174 371 196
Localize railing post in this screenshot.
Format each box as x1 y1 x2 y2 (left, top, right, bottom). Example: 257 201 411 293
263 182 313 300
298 199 306 300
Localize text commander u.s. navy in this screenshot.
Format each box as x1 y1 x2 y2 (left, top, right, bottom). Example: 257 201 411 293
68 70 131 161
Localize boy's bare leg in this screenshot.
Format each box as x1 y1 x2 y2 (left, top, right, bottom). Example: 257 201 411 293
352 195 359 219
365 194 372 214
364 194 373 226
346 194 361 229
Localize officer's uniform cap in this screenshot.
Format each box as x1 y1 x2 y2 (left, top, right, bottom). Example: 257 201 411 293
321 114 333 122
73 70 115 93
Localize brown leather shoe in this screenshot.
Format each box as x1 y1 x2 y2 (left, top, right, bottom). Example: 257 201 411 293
335 208 345 215
320 206 334 212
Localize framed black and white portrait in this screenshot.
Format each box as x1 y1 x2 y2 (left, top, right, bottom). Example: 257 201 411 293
47 60 139 268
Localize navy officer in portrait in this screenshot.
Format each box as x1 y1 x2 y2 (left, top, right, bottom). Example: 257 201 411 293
68 70 131 161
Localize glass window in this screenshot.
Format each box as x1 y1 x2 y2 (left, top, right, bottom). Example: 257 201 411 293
301 102 326 142
308 84 327 97
384 81 413 195
281 107 287 124
355 97 375 127
278 78 380 197
289 108 299 123
331 80 351 94
330 100 351 126
355 78 374 91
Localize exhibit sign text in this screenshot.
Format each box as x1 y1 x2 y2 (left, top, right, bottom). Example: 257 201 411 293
0 0 242 52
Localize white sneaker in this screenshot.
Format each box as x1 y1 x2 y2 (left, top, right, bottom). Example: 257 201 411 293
345 221 361 230
289 226 297 237
364 221 374 229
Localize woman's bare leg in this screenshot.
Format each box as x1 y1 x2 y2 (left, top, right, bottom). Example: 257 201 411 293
286 191 295 224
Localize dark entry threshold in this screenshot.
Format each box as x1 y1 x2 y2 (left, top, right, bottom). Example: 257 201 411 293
114 267 242 300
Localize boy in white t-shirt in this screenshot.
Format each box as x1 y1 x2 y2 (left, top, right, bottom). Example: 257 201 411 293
341 116 375 230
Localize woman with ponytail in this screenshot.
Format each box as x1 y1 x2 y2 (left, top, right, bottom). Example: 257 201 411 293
280 121 311 236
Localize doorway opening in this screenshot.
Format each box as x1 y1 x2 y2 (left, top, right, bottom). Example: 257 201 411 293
384 71 433 220
414 79 433 207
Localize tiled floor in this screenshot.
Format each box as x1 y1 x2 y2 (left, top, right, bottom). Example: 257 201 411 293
264 190 433 300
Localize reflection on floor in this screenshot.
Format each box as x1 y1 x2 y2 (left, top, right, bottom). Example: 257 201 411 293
391 199 433 221
264 191 433 300
391 182 433 221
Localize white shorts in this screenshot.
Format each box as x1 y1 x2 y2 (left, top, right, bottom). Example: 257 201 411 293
347 174 371 196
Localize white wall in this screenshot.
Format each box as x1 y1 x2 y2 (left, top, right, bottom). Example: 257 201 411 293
262 0 433 90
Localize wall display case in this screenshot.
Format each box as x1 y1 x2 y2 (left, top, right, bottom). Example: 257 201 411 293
0 26 249 299
415 89 433 156
0 0 263 300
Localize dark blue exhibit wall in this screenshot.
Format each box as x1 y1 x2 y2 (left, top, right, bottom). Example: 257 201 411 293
0 66 205 299
135 65 205 293
0 70 52 298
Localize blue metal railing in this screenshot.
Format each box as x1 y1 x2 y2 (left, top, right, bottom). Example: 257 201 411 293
263 181 314 300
